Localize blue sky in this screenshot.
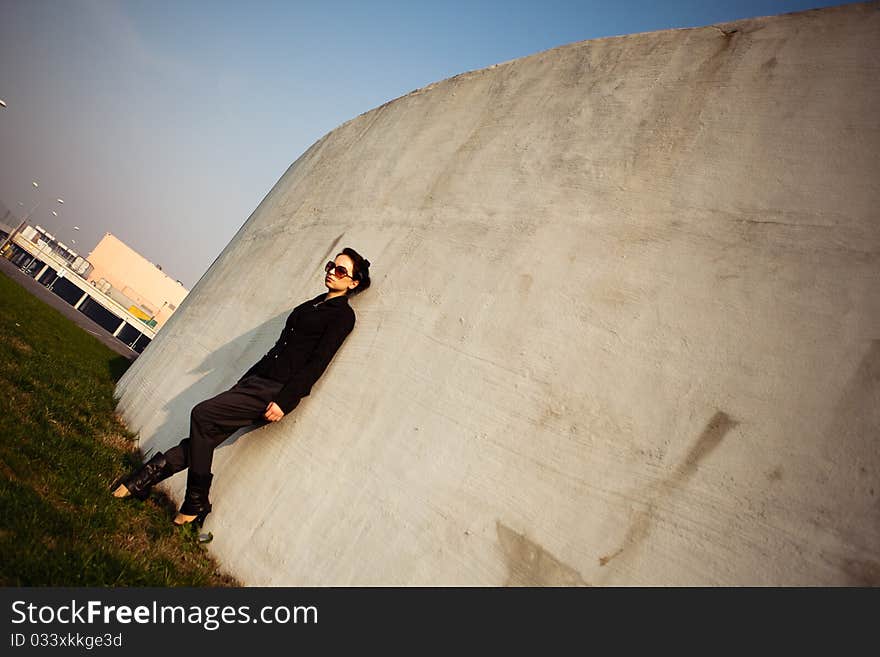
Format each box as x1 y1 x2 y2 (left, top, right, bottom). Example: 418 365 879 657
0 0 846 287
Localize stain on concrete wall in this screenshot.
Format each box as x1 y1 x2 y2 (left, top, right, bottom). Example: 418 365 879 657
599 411 739 567
496 521 588 586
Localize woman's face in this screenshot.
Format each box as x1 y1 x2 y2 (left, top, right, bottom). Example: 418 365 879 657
324 254 359 294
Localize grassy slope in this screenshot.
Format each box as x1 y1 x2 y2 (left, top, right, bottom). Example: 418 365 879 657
0 273 238 586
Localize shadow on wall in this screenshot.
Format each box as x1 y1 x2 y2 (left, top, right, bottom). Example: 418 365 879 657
139 310 292 464
821 339 880 586
127 238 355 460
108 355 132 383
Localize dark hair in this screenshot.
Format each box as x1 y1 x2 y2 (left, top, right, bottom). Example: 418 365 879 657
338 247 371 296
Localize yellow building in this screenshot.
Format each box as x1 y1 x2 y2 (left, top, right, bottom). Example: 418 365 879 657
85 233 188 329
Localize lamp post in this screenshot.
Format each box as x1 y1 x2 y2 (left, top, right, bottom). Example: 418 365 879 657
0 181 48 256
23 237 48 276
0 187 64 258
149 300 168 326
19 196 66 272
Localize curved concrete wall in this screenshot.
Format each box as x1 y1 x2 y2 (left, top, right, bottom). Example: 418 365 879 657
115 2 880 585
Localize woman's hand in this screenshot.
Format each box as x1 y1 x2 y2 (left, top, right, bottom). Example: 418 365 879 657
264 401 285 422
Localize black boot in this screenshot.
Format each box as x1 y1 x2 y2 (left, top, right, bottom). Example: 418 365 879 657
176 471 213 526
114 451 174 501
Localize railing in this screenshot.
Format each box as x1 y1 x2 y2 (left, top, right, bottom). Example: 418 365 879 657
9 232 158 341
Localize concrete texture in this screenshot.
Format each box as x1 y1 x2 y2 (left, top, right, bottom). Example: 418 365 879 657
114 2 880 585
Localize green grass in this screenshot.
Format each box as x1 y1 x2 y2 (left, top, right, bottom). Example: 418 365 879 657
0 273 238 586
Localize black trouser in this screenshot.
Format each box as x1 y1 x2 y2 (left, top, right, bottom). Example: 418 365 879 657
162 375 286 477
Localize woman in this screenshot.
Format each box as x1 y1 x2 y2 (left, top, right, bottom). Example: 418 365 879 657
111 247 371 527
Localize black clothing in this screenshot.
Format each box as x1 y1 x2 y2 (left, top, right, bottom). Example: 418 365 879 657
163 375 284 476
240 292 356 413
161 291 355 477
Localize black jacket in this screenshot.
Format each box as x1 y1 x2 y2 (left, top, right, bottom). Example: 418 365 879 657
240 292 356 414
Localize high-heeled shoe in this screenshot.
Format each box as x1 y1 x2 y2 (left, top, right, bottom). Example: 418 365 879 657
111 451 173 501
174 471 213 527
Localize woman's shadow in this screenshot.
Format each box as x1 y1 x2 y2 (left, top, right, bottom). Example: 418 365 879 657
141 309 291 464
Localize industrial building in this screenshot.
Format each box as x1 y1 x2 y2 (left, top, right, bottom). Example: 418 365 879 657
1 225 188 353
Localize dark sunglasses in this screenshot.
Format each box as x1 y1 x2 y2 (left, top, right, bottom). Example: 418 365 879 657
325 261 354 280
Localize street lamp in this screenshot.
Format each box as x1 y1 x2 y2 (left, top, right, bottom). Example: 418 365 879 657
149 300 169 325
1 181 42 255
0 190 64 266
22 232 50 275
